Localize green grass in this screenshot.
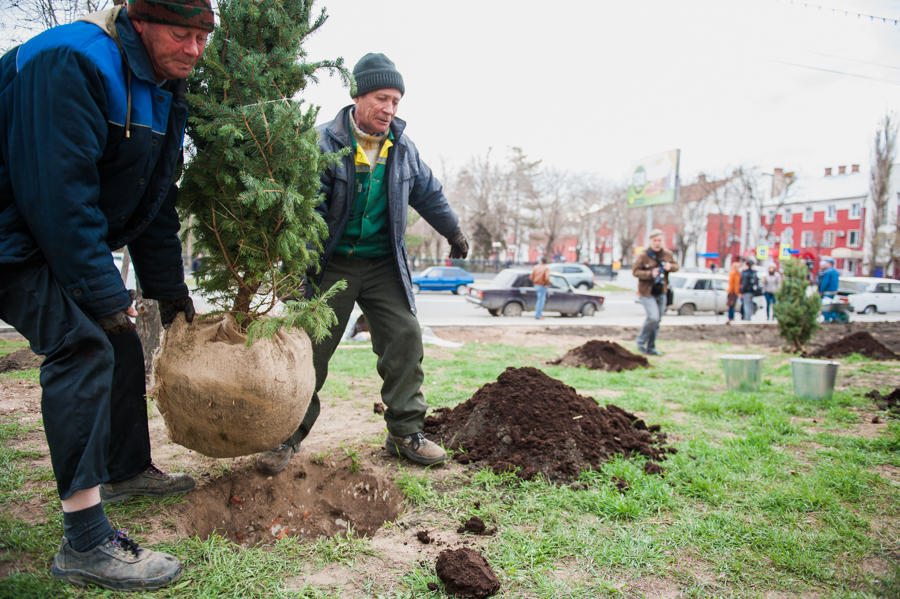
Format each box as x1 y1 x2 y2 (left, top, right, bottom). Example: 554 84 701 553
1 338 899 597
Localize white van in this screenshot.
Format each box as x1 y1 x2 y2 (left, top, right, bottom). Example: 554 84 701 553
840 277 900 314
666 272 765 316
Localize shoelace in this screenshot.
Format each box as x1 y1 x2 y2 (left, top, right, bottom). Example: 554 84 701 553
406 432 425 450
146 461 166 478
109 530 140 558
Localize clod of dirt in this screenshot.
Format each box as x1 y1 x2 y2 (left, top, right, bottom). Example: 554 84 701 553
643 461 665 475
806 331 899 360
374 402 385 414
435 548 501 599
0 349 43 373
866 387 900 417
417 530 433 544
424 367 673 483
427 582 439 591
549 340 649 372
612 476 630 493
457 516 496 536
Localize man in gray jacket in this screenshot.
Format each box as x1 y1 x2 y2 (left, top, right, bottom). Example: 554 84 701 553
257 53 467 472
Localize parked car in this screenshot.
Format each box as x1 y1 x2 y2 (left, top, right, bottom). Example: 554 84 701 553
840 277 900 314
547 263 595 289
666 272 765 316
586 263 619 281
465 269 604 317
411 266 474 294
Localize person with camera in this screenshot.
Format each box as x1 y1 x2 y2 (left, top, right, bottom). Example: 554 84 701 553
633 229 678 356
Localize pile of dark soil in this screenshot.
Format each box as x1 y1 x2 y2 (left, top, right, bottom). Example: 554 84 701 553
866 387 900 417
435 548 501 599
549 339 649 372
424 366 673 482
0 349 42 373
457 516 496 536
806 332 900 360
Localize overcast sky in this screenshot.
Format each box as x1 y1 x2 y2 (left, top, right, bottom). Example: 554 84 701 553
298 0 900 183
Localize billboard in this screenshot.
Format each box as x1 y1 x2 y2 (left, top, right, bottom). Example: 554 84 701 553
627 149 680 208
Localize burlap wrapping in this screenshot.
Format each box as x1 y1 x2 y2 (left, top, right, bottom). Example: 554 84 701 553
151 313 315 458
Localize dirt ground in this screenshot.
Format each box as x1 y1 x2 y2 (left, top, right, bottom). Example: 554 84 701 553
1 322 899 595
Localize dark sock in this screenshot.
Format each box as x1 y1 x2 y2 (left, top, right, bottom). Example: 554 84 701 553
63 503 114 553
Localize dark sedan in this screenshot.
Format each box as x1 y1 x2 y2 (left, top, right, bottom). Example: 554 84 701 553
465 269 604 317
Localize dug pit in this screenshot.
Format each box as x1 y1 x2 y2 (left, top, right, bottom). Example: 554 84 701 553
425 366 673 482
173 457 404 546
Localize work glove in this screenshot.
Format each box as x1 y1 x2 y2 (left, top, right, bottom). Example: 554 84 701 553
447 230 469 260
96 311 136 335
159 296 196 329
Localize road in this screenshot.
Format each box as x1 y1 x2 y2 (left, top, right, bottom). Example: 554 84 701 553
3 270 899 334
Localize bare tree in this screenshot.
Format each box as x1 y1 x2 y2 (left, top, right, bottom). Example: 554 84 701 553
569 175 607 263
505 147 540 262
668 174 717 266
455 148 512 258
1 0 112 49
732 166 796 253
701 171 744 265
602 183 644 265
530 168 574 258
868 112 898 276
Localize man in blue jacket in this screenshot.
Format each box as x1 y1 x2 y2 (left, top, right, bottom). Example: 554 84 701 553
256 53 468 473
818 258 840 322
0 0 211 591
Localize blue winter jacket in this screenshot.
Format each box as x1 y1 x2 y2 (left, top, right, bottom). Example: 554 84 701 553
314 106 461 314
818 266 839 294
0 9 189 319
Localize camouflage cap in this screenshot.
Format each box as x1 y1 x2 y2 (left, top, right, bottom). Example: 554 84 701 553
128 0 214 32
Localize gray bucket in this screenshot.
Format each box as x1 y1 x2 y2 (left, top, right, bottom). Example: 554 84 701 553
790 358 839 400
720 355 764 392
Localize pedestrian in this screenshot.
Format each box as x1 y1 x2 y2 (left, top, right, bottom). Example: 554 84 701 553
255 53 468 473
818 258 839 322
763 264 783 320
633 229 679 355
740 259 759 320
531 257 551 320
0 0 211 591
192 252 203 282
726 261 741 323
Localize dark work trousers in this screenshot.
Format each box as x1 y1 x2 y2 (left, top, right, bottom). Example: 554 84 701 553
285 254 428 446
0 260 150 499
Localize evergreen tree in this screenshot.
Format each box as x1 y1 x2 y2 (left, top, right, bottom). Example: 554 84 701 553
773 258 821 352
179 0 350 341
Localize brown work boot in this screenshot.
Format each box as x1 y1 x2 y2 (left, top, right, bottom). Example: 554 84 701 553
385 432 447 465
100 463 195 505
255 442 301 474
51 530 183 591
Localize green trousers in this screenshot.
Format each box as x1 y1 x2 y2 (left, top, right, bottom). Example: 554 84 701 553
285 254 428 445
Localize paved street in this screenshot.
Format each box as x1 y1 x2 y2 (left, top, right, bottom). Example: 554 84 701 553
3 270 900 334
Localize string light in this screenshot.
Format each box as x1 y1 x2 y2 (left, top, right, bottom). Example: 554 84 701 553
779 0 899 24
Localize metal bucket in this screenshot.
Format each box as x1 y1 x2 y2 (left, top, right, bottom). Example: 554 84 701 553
720 355 764 392
790 358 839 401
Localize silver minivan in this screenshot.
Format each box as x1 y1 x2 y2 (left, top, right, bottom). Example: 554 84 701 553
667 272 764 316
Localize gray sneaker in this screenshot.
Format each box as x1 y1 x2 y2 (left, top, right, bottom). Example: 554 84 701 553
100 463 195 505
52 530 183 591
255 442 301 474
385 432 447 465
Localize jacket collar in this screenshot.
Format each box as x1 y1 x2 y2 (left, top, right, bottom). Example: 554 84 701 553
115 11 162 85
327 104 407 148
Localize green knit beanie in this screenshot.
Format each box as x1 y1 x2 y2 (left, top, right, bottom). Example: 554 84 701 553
352 53 404 98
127 0 215 32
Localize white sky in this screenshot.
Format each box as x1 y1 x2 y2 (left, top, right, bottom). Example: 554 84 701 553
298 0 900 183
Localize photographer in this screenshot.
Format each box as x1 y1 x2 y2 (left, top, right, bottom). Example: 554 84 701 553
633 229 678 356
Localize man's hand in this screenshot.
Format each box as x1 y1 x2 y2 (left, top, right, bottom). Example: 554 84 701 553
651 267 660 278
96 310 136 335
159 297 196 329
663 263 672 272
447 230 469 260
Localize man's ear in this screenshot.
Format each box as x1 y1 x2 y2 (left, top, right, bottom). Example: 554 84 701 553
131 18 145 34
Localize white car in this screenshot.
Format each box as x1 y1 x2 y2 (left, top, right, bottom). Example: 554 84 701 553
547 263 595 290
666 272 765 316
840 277 900 314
